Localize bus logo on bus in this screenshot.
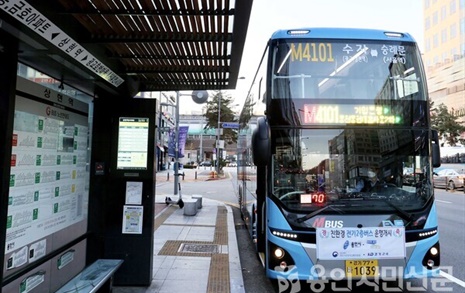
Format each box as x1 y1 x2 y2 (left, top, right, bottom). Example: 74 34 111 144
312 217 343 228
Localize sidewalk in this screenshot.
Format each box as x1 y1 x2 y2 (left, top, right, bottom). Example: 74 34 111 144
154 166 224 182
113 168 244 293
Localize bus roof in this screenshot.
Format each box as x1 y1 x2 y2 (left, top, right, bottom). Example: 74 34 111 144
270 27 416 42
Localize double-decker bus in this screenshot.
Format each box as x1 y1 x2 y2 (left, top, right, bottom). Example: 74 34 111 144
236 28 441 286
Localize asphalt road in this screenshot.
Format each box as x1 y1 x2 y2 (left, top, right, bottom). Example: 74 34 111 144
231 206 278 293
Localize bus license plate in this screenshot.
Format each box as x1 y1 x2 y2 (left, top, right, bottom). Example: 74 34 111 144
345 260 378 277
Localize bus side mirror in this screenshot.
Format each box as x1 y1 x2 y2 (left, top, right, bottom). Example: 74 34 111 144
252 117 270 167
431 130 441 168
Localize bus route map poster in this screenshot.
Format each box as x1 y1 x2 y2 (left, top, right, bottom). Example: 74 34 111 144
5 78 90 272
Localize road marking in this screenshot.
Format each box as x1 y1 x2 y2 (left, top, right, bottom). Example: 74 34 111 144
436 199 452 204
440 270 465 288
223 201 239 208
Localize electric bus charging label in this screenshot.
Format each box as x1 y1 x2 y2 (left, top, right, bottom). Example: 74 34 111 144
316 227 405 260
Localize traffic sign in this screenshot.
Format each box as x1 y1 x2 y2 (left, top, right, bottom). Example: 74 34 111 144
159 127 171 132
222 122 239 129
216 140 224 148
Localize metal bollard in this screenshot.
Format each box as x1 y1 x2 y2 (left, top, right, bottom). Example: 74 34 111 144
195 171 197 180
167 173 169 181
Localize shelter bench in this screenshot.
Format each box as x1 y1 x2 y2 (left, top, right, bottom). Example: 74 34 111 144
55 259 123 293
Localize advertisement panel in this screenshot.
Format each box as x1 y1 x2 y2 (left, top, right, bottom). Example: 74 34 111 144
168 126 189 158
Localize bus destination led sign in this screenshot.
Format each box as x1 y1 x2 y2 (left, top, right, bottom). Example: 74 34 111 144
301 104 401 125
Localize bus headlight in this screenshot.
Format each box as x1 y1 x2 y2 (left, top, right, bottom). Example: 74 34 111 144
422 241 440 269
274 248 285 259
268 241 295 270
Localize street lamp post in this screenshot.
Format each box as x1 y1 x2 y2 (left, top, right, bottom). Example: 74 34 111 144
173 91 181 196
161 90 208 197
158 99 163 172
173 91 208 196
159 96 181 196
199 106 205 163
216 95 221 174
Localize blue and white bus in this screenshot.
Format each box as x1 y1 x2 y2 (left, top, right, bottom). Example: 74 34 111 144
237 28 441 286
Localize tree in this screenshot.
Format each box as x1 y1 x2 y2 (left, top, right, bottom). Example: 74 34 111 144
430 101 465 146
203 90 238 144
239 93 256 128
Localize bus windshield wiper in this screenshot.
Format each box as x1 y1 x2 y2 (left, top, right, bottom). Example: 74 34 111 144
295 204 344 223
368 198 414 224
385 200 414 224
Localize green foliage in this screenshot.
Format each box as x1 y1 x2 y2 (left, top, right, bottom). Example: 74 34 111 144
211 158 228 172
430 101 465 146
239 93 256 128
203 90 238 144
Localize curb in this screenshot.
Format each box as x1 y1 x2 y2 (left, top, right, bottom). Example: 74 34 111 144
226 204 246 293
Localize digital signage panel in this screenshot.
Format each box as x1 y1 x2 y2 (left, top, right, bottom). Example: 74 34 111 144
117 117 149 170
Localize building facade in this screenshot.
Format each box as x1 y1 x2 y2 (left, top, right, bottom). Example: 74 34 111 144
422 0 465 132
178 114 238 165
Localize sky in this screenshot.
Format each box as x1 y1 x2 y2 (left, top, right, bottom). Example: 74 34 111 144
179 0 424 114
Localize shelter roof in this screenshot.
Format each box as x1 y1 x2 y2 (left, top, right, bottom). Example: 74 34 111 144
0 0 253 97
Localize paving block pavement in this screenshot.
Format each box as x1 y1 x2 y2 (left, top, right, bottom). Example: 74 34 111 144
113 183 244 293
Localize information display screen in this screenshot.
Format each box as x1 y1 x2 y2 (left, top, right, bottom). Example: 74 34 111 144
117 117 149 170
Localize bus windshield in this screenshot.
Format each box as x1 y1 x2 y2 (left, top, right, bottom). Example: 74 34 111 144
271 128 433 214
